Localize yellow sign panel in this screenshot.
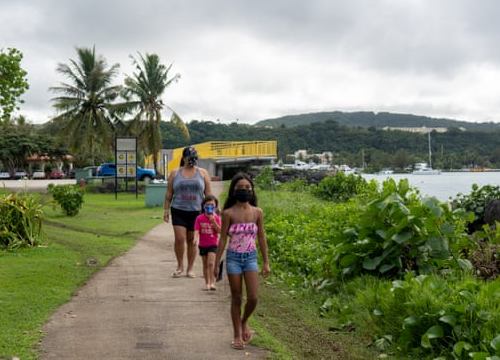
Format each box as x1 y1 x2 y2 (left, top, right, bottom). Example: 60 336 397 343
117 152 127 164
117 165 127 177
117 165 136 178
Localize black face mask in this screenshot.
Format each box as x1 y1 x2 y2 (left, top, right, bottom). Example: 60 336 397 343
187 157 197 166
234 189 252 203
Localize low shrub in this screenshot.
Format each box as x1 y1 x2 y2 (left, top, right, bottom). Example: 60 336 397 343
0 193 44 249
272 168 330 185
452 184 500 232
334 179 473 278
312 172 376 202
48 184 84 216
325 274 500 359
84 181 146 194
255 166 275 190
278 179 309 192
262 190 360 288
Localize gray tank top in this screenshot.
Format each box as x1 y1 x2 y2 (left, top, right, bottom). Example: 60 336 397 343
171 168 205 211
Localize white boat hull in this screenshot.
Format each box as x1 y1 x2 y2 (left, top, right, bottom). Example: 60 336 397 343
412 169 441 175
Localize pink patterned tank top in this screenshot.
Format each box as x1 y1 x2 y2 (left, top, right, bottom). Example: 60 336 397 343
228 222 258 253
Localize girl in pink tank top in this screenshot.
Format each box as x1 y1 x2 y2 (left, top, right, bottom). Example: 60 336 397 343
214 173 270 351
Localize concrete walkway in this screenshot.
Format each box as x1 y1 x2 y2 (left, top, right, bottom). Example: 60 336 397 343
40 182 268 359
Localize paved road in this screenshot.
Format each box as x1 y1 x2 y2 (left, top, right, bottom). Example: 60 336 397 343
0 179 76 191
40 181 268 359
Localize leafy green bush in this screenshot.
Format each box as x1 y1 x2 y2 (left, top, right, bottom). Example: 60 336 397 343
255 166 275 190
0 193 44 249
262 189 360 288
313 172 376 202
278 179 309 192
48 184 84 216
326 274 500 359
452 184 500 225
335 179 472 277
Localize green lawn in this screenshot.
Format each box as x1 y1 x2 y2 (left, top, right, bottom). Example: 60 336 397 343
0 192 163 359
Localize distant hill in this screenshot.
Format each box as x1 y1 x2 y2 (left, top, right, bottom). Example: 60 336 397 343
255 111 500 131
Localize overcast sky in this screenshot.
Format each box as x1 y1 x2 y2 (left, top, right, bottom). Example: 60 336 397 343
2 0 500 124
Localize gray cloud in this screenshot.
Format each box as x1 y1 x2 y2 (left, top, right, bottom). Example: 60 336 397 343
2 0 500 124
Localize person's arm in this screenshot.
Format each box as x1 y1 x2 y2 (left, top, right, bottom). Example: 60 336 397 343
200 167 212 197
214 210 230 278
163 170 175 222
256 207 270 276
194 217 201 245
208 214 221 234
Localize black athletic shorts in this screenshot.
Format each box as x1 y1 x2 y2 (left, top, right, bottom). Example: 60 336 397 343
170 207 200 231
199 245 218 256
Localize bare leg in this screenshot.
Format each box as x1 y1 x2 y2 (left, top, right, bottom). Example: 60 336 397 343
173 226 187 274
242 271 259 343
228 274 243 346
201 255 209 289
186 230 197 276
207 252 216 288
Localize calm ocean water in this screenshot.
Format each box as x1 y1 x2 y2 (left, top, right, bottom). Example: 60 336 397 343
362 172 500 201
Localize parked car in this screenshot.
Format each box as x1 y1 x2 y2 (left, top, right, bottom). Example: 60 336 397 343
32 170 46 179
14 170 28 179
84 166 98 177
96 163 156 181
49 169 65 179
0 170 10 179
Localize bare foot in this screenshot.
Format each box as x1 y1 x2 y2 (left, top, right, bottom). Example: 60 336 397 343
242 322 253 344
209 284 216 291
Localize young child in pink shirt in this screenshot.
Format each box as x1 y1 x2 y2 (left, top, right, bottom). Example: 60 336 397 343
194 195 221 290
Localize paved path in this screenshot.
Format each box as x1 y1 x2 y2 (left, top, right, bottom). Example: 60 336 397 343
40 182 268 359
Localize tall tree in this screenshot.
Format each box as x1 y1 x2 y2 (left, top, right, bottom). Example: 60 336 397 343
0 48 29 122
123 53 187 172
0 123 37 176
50 47 121 165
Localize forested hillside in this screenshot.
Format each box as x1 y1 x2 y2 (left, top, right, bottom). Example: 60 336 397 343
160 120 500 170
255 111 500 131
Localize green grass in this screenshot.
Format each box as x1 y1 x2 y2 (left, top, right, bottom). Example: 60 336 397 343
0 192 163 359
250 278 382 360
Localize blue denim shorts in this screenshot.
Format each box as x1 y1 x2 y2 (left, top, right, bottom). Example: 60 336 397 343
226 250 258 274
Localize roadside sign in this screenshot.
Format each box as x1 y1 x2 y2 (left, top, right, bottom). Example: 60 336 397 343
115 137 138 199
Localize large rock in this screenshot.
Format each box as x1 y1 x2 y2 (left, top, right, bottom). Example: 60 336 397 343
484 199 500 225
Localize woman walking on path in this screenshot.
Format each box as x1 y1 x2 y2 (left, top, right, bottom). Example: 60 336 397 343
214 172 270 350
164 146 212 278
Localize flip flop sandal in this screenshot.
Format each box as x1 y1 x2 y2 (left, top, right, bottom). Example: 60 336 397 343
172 270 183 278
186 272 196 278
231 340 245 350
210 285 217 291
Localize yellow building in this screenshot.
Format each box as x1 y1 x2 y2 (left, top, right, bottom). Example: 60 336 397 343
147 140 277 179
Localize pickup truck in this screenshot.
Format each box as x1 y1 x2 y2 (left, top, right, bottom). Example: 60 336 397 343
96 163 156 181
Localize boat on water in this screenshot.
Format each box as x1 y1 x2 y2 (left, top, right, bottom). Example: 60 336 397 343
378 168 394 175
412 131 441 175
412 163 441 175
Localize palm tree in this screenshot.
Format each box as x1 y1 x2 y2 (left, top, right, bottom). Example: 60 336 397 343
123 53 188 173
50 47 121 165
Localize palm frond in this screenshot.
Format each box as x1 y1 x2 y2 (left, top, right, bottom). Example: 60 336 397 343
170 110 190 141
